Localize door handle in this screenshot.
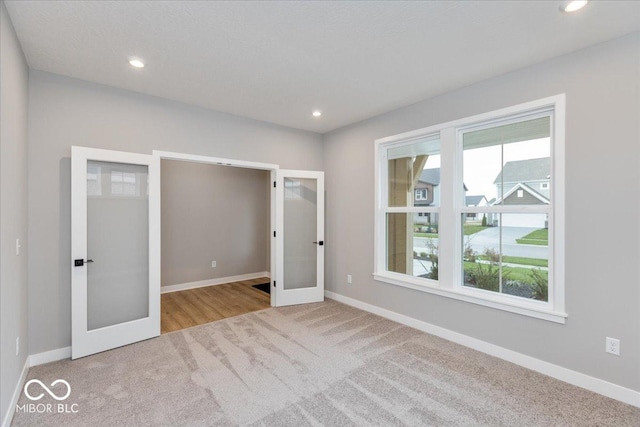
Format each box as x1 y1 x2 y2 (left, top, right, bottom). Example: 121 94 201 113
74 259 94 267
313 241 324 246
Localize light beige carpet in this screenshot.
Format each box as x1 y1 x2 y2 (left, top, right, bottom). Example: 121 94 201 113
12 299 640 426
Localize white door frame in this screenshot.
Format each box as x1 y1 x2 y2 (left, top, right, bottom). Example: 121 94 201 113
153 151 280 306
73 148 325 358
274 170 325 306
71 146 161 359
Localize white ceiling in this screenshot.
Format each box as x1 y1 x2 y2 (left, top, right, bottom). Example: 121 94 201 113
5 1 640 133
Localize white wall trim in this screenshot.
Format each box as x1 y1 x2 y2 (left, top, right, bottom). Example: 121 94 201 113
161 271 270 294
29 346 72 367
1 358 29 427
3 346 74 426
325 290 640 408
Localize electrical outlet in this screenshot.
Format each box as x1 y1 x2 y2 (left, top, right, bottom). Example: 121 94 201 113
606 337 620 356
347 274 352 284
16 337 19 356
211 261 216 268
16 238 21 256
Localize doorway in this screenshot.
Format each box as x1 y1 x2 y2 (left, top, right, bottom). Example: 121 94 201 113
159 157 272 333
71 147 324 358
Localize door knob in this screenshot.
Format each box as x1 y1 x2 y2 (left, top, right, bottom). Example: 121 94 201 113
312 241 324 246
74 259 94 267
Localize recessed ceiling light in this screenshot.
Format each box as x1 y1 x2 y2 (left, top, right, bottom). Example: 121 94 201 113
560 1 588 12
128 58 145 68
312 110 322 117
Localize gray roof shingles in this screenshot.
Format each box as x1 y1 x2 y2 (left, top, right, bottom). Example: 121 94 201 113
465 195 486 206
494 157 550 184
419 168 440 185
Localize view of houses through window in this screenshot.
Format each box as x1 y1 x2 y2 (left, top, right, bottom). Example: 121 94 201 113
377 98 562 319
461 116 551 301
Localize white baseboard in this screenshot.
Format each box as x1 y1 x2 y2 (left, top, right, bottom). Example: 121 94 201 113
3 347 72 426
161 271 270 294
325 290 640 408
29 346 72 367
1 358 29 427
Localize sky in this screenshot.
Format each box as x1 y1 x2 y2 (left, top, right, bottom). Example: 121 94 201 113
421 137 551 201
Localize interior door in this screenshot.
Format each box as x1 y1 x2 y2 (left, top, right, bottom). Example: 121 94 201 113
71 146 160 359
273 170 324 306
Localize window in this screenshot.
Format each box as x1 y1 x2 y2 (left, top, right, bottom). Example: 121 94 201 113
415 189 428 200
462 115 551 303
384 135 441 280
375 95 566 323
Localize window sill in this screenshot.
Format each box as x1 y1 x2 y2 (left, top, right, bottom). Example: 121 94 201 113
373 272 567 324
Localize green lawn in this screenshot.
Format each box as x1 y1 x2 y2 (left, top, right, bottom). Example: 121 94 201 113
463 225 489 235
503 256 547 267
414 232 438 238
504 265 547 284
516 228 548 245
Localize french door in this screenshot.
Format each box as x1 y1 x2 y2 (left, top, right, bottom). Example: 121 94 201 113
71 147 160 359
273 170 324 306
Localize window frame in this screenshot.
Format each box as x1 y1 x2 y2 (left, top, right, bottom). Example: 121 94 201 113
374 94 566 324
380 133 442 283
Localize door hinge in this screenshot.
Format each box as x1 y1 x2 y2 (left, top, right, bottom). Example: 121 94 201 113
273 281 276 288
273 181 276 188
273 230 276 237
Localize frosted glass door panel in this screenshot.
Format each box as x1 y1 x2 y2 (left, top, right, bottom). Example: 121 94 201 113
283 178 317 290
87 161 149 330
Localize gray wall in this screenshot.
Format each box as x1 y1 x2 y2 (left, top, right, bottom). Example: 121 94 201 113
27 70 323 354
323 33 640 391
0 1 29 422
161 160 270 286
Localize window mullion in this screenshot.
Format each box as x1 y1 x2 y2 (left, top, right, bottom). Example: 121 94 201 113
437 127 457 290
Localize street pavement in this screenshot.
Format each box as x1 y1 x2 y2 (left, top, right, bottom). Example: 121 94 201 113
413 226 548 260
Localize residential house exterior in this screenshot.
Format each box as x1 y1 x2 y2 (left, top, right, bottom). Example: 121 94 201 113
465 195 489 221
414 168 468 227
414 168 440 226
491 157 550 227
